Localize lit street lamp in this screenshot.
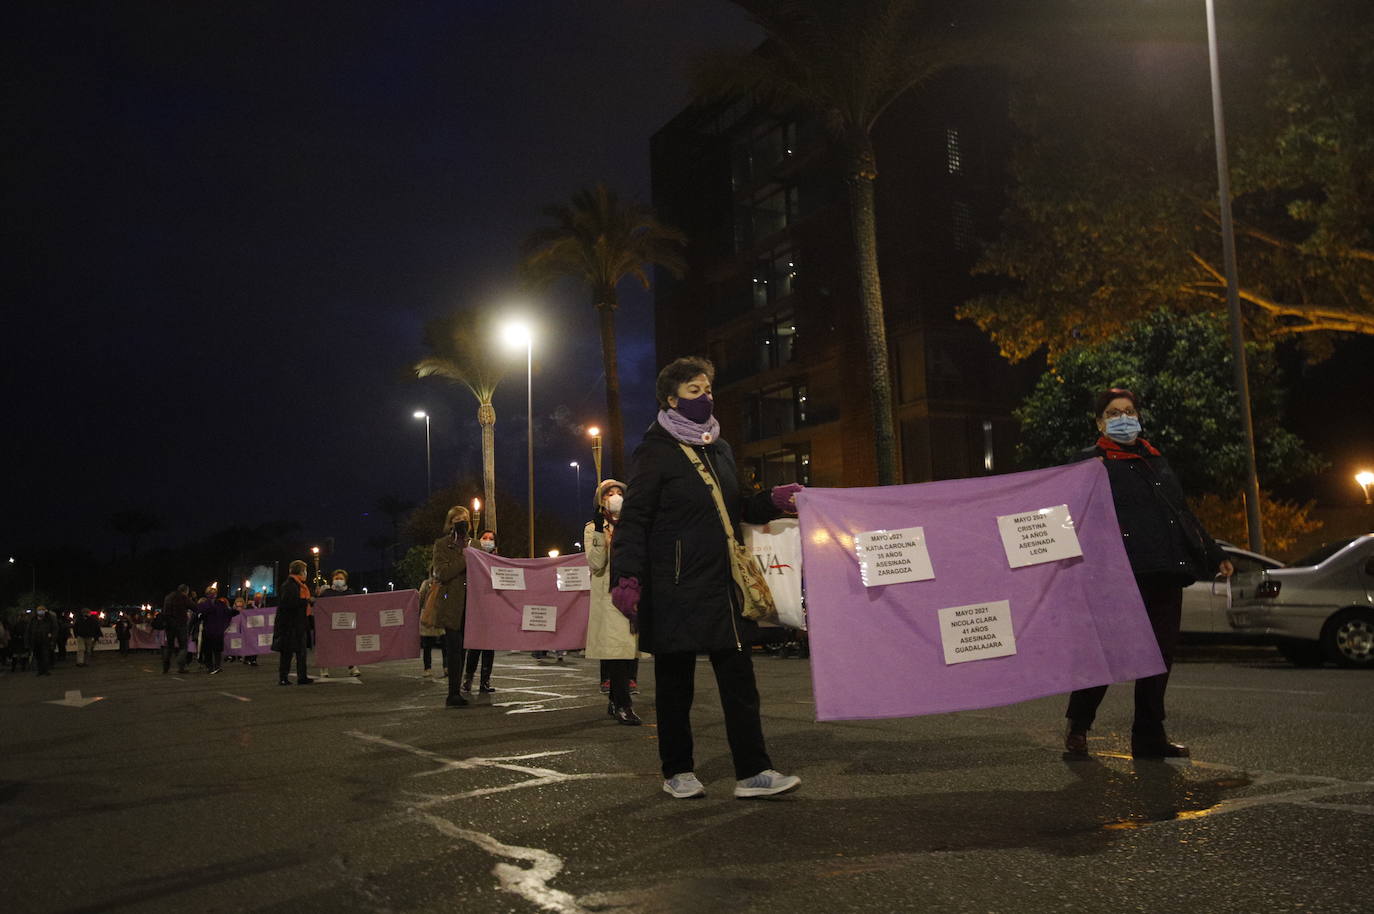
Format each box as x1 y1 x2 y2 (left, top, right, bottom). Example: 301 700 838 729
570 460 581 506
8 556 36 597
502 320 535 558
587 425 603 482
547 548 560 558
1357 471 1374 506
413 410 432 497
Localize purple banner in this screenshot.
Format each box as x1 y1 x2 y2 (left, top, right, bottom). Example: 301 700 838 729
463 549 591 650
797 460 1165 721
224 608 276 657
312 590 421 667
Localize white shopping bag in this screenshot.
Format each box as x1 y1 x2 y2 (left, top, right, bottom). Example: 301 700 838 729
744 519 806 630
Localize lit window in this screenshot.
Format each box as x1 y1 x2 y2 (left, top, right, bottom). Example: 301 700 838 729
946 127 962 175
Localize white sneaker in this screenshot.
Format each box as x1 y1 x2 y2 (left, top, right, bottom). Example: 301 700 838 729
422 670 434 679
349 666 361 677
734 769 801 798
319 670 331 678
663 772 706 799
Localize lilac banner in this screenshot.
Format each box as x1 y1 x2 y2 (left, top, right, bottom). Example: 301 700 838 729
224 608 277 657
463 549 591 650
797 460 1165 721
312 590 421 667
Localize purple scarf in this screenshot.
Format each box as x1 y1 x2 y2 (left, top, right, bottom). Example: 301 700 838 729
657 409 720 445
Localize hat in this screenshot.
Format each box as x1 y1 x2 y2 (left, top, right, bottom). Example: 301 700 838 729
594 478 627 508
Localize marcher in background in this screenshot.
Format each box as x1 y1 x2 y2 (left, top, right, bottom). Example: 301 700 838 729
418 576 447 680
585 479 640 724
1064 388 1233 759
316 569 361 678
460 531 499 694
196 587 239 674
161 585 195 675
26 605 59 676
55 612 73 664
114 615 132 655
230 596 258 666
611 357 803 799
432 505 471 708
275 561 314 686
74 609 102 666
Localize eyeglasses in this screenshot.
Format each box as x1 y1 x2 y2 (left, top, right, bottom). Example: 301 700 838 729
1103 408 1138 419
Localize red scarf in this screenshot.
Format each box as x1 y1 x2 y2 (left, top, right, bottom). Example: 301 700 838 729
1096 436 1162 459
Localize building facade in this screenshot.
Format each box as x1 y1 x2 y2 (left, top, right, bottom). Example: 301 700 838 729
650 68 1032 490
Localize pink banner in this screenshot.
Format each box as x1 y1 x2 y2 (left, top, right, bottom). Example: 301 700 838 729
129 626 164 650
224 608 277 656
463 548 591 650
312 590 421 667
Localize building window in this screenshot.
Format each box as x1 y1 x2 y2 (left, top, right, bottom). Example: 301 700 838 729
982 419 995 472
752 444 812 489
945 127 962 175
743 381 808 442
736 185 800 251
952 199 974 251
732 121 800 190
751 310 798 371
752 248 799 308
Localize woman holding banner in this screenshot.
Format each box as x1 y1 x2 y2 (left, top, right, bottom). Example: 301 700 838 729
585 478 640 725
432 505 472 708
459 531 499 694
1064 388 1233 759
611 356 803 799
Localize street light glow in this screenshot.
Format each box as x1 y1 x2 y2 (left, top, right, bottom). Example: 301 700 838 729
500 321 532 349
1356 471 1374 487
569 460 578 468
587 426 599 437
413 410 428 419
547 549 560 558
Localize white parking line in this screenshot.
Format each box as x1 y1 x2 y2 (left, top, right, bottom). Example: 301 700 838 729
1172 685 1324 695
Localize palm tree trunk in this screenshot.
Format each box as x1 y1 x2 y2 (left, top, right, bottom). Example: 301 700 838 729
479 400 498 539
846 137 899 485
596 296 627 479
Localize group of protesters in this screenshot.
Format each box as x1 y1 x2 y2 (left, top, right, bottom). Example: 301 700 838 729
2 605 139 675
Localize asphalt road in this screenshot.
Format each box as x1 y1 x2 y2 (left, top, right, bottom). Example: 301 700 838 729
2 644 1370 914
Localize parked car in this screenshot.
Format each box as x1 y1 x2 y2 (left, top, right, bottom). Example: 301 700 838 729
1227 534 1374 668
1180 543 1284 638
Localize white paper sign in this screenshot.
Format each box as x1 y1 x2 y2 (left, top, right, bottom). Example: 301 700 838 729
228 638 242 649
355 634 381 652
257 633 273 648
997 504 1083 568
247 616 266 629
267 613 276 626
491 567 527 591
854 527 935 586
555 566 591 591
331 612 357 630
226 620 240 634
937 600 1017 665
521 605 557 632
378 609 405 627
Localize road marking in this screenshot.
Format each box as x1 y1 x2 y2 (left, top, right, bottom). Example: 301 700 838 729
219 691 252 702
1172 685 1324 695
45 690 104 708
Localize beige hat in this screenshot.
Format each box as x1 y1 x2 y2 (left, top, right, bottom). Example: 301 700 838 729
594 478 627 508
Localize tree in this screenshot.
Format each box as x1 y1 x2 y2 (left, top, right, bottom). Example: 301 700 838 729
374 495 415 554
364 534 394 573
1189 491 1322 557
959 4 1374 363
521 183 686 479
415 310 508 539
1013 310 1323 497
109 509 161 560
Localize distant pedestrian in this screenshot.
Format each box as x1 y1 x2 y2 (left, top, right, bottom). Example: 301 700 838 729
460 532 498 694
432 505 471 708
585 479 640 725
196 587 239 674
114 616 132 655
74 609 102 666
231 596 258 666
316 569 361 678
161 585 195 675
274 561 314 686
55 613 73 664
26 605 59 676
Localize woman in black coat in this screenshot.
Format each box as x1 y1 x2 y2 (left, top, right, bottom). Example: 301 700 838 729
611 356 803 800
274 560 314 686
1065 388 1233 758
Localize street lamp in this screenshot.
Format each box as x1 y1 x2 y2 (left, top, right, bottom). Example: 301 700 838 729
587 425 603 482
1203 0 1264 553
501 320 535 558
413 410 432 497
570 461 581 506
1356 471 1374 506
547 549 560 558
8 556 36 597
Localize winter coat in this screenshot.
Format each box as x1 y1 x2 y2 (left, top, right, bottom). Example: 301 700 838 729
197 599 240 639
274 576 311 637
584 521 638 660
1080 439 1226 585
114 620 132 641
74 614 103 638
26 612 59 647
162 590 195 627
431 535 468 631
610 422 782 653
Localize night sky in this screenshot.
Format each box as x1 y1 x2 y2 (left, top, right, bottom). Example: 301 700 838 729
5 2 761 567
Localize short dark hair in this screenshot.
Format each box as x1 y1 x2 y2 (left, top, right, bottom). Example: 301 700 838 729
1093 387 1139 418
655 356 715 408
177 584 189 594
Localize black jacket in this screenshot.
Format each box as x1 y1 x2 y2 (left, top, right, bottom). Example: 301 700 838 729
1081 440 1226 584
74 614 103 638
611 422 781 653
274 576 311 636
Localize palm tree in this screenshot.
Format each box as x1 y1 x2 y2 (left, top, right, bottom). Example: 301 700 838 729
414 310 507 538
109 509 161 560
696 0 976 485
521 183 687 479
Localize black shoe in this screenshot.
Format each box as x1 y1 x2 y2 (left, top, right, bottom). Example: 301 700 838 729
479 682 496 693
460 678 473 693
209 668 221 675
1131 738 1190 759
278 679 292 686
613 706 643 726
1064 729 1089 757
297 677 315 685
607 700 616 717
445 694 469 708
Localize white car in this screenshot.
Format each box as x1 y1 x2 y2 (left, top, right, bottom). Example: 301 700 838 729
1180 544 1283 637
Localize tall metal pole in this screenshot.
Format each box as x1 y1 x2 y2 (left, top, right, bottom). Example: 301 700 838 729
424 413 432 498
1205 0 1264 553
526 340 535 559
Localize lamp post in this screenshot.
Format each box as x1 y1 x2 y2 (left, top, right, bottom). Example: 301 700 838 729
413 410 432 497
1357 471 1374 506
1203 0 1264 553
502 321 535 558
570 460 581 505
587 426 603 483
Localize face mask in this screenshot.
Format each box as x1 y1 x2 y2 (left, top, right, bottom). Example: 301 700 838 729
674 393 714 423
479 540 497 553
1104 415 1142 443
605 494 624 514
36 609 46 615
452 520 469 538
331 579 347 591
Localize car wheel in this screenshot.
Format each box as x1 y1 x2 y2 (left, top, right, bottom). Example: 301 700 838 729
1320 609 1374 669
1278 640 1325 667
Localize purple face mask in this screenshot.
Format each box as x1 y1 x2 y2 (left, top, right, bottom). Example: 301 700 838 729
674 393 714 424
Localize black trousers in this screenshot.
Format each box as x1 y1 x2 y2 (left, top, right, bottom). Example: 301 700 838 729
117 638 130 655
277 631 308 682
444 627 464 699
654 649 772 780
1066 577 1184 733
462 649 494 683
33 643 52 674
203 633 225 671
604 658 635 709
163 624 189 671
